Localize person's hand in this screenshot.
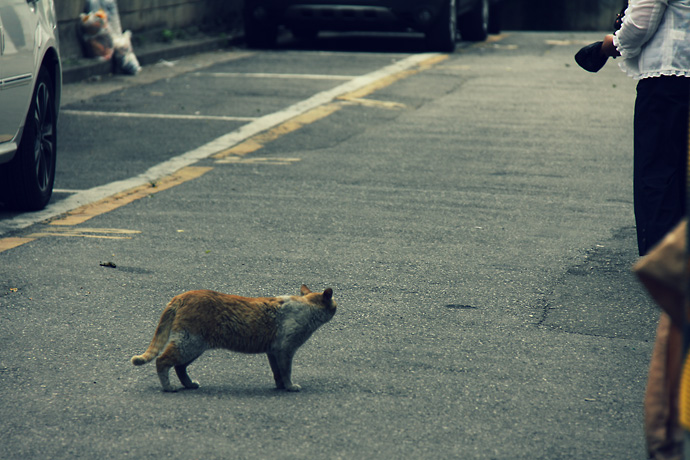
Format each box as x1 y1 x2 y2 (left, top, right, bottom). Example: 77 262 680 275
601 34 620 57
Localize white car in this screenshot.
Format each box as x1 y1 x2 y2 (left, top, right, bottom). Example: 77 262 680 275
0 0 61 210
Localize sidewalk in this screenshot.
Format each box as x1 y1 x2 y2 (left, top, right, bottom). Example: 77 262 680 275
61 31 243 84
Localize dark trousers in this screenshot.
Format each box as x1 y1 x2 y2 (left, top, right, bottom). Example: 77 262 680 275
635 77 690 460
634 76 690 256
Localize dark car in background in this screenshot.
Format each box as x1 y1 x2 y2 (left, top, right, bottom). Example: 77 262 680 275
244 0 502 51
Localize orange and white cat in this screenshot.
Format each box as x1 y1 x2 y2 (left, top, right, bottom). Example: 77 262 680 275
131 285 336 392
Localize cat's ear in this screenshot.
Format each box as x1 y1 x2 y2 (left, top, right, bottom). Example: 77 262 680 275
300 284 311 295
322 288 333 305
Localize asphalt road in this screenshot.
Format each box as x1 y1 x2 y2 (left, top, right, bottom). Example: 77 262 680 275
0 32 659 459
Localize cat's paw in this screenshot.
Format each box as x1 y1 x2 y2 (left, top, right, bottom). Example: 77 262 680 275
286 383 301 392
184 380 200 390
162 386 178 393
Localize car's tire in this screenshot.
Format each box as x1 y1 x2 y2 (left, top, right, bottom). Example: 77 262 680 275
459 0 489 42
243 2 278 48
488 2 501 35
425 0 457 52
0 66 57 211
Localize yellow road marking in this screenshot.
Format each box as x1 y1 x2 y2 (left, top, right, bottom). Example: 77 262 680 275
213 55 448 161
0 237 36 253
1 54 450 254
485 33 509 44
212 104 342 160
0 165 209 253
49 166 213 226
337 54 449 101
213 139 264 157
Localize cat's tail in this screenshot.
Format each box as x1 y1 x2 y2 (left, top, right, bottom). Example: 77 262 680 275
131 299 178 366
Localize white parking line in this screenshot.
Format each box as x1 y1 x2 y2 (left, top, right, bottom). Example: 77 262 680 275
0 52 440 236
61 110 256 122
196 72 355 81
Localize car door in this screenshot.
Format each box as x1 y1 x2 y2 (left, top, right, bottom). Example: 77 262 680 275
0 0 37 145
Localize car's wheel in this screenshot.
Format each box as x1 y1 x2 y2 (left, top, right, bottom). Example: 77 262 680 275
459 0 489 42
488 2 501 35
426 0 457 52
0 66 57 211
243 2 278 48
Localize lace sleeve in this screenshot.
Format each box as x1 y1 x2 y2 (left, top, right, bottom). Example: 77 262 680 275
613 0 668 59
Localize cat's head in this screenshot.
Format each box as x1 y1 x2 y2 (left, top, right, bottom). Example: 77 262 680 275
300 285 337 315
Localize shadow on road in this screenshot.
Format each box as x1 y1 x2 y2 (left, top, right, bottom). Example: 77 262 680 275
272 30 439 53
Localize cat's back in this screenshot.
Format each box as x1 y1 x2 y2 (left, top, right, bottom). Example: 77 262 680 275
173 289 283 321
171 289 283 350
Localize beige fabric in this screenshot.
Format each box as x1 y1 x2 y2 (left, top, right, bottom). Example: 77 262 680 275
645 313 683 460
632 220 688 458
634 219 687 326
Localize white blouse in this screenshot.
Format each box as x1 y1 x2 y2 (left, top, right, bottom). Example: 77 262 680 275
613 0 690 79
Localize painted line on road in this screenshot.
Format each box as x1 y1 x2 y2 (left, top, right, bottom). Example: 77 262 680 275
27 227 141 240
0 52 444 246
48 166 213 227
545 39 595 46
199 52 446 164
0 237 36 253
339 97 407 110
337 54 448 101
213 54 447 160
197 72 355 81
0 167 210 252
216 157 301 165
212 103 343 159
61 110 257 123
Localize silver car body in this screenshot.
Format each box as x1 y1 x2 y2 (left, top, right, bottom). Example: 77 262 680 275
0 0 61 165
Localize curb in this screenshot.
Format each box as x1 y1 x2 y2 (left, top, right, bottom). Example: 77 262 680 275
62 34 244 84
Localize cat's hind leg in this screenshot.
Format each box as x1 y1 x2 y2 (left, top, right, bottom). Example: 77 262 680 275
175 364 200 390
155 343 179 392
156 331 205 392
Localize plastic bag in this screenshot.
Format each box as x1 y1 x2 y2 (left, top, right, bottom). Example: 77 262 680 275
113 31 141 75
81 0 140 74
79 10 114 60
85 0 121 35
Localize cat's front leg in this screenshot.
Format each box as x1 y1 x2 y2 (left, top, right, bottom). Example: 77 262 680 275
267 353 284 389
268 351 300 391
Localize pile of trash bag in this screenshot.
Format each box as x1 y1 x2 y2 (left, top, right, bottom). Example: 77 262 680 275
80 0 141 75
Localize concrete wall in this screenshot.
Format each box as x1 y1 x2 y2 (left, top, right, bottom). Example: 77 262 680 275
56 0 243 60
